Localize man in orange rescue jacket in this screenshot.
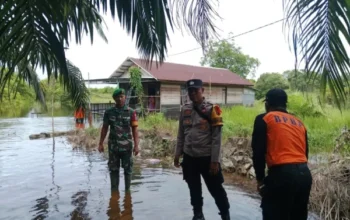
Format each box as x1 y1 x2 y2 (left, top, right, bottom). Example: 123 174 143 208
251 88 312 220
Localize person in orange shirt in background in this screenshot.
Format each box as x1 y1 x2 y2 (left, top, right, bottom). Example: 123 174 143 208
251 88 312 220
74 106 85 129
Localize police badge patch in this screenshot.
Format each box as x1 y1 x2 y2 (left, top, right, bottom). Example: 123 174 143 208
184 109 192 116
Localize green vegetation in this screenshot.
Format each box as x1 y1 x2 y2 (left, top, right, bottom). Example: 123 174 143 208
84 126 101 137
200 34 260 79
31 76 89 115
139 113 178 136
89 87 115 103
254 73 290 100
0 74 36 117
129 67 145 112
138 92 350 154
2 1 350 108
254 70 350 109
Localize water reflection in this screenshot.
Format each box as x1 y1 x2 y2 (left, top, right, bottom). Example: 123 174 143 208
30 197 49 220
107 192 133 220
51 135 61 214
70 191 90 220
0 117 265 220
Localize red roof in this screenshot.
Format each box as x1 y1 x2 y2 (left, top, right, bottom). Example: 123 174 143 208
130 58 253 86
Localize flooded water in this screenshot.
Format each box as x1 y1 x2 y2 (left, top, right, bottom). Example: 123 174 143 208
0 116 313 220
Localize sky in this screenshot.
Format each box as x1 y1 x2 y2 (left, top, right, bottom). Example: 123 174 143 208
58 0 298 86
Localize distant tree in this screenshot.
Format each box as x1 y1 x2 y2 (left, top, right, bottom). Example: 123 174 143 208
200 35 260 78
2 0 350 108
283 70 320 92
255 73 289 100
247 78 256 84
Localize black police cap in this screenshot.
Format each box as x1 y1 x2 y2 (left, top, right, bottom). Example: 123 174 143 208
186 79 203 89
263 88 288 106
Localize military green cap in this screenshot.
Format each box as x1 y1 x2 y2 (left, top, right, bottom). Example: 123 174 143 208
112 88 125 97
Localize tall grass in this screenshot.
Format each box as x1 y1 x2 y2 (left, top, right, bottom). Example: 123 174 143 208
138 92 350 154
139 113 178 136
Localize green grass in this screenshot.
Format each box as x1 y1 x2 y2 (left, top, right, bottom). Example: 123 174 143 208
90 93 114 103
221 103 265 141
139 113 178 136
303 109 350 153
85 127 100 137
138 94 350 154
88 87 115 104
89 88 350 154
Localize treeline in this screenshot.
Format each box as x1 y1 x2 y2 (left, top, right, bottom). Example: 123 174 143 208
251 70 348 108
0 77 87 117
0 74 35 117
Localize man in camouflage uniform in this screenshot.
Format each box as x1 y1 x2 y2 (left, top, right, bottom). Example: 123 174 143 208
174 79 230 220
98 88 139 192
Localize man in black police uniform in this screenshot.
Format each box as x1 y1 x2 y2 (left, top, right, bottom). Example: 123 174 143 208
174 79 230 220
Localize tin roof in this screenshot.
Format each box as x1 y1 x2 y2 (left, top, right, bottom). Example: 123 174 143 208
110 57 253 86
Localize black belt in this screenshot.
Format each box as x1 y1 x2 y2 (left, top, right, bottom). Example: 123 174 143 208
269 162 308 172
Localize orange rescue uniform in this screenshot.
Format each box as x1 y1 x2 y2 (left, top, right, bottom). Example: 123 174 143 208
251 110 309 182
264 111 307 167
74 107 85 129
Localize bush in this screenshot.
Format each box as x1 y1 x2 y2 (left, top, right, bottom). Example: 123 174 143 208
287 92 324 118
139 113 178 137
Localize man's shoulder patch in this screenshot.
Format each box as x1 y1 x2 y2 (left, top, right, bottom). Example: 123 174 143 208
184 109 192 116
210 104 223 126
213 104 222 115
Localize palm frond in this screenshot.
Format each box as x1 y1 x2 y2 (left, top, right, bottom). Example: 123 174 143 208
95 0 219 65
62 60 90 110
170 0 221 49
96 0 173 66
283 0 350 109
21 66 47 110
0 0 106 92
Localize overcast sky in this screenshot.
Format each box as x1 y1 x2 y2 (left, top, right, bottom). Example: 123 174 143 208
58 0 298 84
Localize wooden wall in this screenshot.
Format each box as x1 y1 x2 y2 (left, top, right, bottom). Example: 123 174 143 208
242 88 255 106
160 84 181 105
226 87 244 104
203 86 225 104
159 83 255 107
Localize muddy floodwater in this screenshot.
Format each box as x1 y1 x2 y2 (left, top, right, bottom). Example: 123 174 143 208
0 117 315 220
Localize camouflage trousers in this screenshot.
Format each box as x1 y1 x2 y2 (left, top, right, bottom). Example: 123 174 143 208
108 149 133 175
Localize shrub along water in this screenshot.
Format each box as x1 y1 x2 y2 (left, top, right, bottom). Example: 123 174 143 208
0 74 36 117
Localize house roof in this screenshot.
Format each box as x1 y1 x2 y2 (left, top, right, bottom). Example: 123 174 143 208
110 57 253 86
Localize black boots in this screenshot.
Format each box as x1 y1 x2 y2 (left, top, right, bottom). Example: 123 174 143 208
192 211 230 220
192 209 205 220
110 171 120 191
110 171 132 192
192 213 205 220
219 212 231 220
124 174 131 192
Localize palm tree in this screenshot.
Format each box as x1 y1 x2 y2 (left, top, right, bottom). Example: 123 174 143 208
283 0 350 108
1 0 349 107
0 0 217 108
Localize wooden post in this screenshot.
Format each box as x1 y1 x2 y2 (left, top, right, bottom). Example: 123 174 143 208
50 76 55 148
209 76 212 100
87 72 92 128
